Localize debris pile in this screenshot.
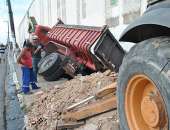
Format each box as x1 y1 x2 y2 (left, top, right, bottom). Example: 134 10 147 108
25 71 117 130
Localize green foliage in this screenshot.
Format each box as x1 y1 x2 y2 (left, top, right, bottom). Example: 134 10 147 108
111 0 118 5
28 16 37 33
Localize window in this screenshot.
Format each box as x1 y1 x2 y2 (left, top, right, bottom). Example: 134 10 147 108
123 10 140 24
57 0 61 17
82 0 86 18
77 0 80 24
61 0 66 22
106 16 119 27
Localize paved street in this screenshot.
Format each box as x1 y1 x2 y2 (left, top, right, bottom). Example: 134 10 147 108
0 53 7 130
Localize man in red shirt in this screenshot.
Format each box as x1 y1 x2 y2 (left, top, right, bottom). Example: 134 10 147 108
17 39 40 94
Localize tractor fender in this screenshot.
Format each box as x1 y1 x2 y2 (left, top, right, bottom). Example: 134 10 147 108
120 7 170 43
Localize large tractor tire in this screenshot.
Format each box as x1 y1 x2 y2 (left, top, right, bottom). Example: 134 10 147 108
117 37 170 130
38 53 62 77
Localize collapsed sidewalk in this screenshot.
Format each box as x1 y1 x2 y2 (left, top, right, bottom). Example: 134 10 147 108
10 45 120 130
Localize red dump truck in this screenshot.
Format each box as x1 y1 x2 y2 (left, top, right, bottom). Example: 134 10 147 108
32 23 125 81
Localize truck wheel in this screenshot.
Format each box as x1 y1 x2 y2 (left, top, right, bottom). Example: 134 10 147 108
117 37 170 130
43 67 65 81
37 51 49 68
38 53 62 76
38 55 47 68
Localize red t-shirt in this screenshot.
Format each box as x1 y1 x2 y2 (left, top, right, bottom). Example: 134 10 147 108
20 48 32 68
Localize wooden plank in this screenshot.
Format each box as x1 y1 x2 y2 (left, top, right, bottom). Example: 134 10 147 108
66 82 117 111
57 121 85 130
96 82 117 98
63 96 117 121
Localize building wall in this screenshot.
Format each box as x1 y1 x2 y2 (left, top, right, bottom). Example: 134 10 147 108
65 0 77 24
105 0 148 27
18 15 28 47
17 0 148 48
122 0 141 24
79 0 105 26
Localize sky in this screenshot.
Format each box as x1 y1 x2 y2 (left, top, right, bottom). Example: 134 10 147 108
0 0 31 44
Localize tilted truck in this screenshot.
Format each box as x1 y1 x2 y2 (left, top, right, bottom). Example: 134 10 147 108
32 22 125 81
117 0 170 129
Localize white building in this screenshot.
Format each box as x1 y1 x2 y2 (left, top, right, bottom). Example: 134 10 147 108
18 0 148 50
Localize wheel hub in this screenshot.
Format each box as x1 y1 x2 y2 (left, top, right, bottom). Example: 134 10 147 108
125 74 168 130
141 95 161 127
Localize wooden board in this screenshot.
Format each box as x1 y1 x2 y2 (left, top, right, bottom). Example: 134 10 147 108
96 82 117 98
63 96 117 121
57 121 85 130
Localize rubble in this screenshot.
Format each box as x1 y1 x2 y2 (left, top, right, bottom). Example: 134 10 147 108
24 71 117 130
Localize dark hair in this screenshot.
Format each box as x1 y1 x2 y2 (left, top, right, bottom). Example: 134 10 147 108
23 39 33 48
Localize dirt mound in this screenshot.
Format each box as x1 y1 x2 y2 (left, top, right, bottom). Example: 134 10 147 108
25 71 116 130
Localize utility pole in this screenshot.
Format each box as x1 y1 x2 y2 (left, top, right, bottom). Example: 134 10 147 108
6 0 17 46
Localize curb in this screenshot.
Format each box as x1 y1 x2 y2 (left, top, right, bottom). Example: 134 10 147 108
6 49 26 130
8 51 26 129
8 54 24 102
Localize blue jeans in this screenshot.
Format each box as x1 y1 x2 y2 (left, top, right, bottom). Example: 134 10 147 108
32 57 41 82
21 67 38 93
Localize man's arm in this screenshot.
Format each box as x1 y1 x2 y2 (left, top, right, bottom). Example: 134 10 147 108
33 45 42 55
17 48 26 64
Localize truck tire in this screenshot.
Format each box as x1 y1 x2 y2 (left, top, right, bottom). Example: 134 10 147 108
38 55 47 68
38 53 62 77
43 67 65 81
37 51 48 68
117 37 170 130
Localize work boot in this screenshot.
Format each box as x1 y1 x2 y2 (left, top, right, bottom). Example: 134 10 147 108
22 86 31 94
31 82 40 90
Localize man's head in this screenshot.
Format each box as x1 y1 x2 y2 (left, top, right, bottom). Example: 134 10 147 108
31 34 39 45
24 39 33 48
57 17 64 24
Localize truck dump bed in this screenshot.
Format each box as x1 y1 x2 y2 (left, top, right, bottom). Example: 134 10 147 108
47 24 125 72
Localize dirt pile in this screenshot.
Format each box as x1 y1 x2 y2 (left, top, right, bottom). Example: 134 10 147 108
25 71 116 130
